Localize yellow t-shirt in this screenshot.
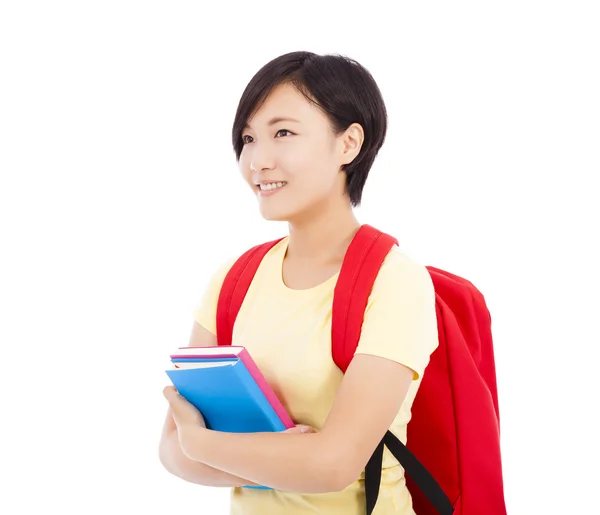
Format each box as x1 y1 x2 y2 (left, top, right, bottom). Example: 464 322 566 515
194 237 438 515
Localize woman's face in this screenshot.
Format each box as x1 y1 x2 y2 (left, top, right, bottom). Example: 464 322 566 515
238 82 362 224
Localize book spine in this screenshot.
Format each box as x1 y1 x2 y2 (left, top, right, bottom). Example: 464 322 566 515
237 349 295 429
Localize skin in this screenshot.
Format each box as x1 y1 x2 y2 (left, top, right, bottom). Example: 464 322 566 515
159 82 415 494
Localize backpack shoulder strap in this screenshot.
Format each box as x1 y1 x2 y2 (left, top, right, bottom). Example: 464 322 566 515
331 224 398 372
216 237 284 346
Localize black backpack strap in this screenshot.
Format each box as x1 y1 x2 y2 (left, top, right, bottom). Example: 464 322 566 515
364 430 454 515
365 439 385 515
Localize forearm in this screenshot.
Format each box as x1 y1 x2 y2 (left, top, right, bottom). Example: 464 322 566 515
160 430 258 488
182 427 347 494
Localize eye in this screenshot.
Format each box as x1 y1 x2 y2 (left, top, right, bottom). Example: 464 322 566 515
242 135 254 144
275 129 293 138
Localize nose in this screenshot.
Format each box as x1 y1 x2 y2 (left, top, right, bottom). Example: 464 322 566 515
249 140 275 173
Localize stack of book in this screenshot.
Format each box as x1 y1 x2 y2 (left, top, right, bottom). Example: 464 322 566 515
165 345 295 434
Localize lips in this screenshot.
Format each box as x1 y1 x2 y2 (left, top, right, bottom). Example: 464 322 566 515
256 181 287 197
257 181 287 192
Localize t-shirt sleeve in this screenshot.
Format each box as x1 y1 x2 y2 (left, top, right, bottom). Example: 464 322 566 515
354 248 439 380
193 257 237 336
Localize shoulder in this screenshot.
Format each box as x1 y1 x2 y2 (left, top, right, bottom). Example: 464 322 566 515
380 245 429 272
356 245 438 380
368 245 435 308
193 238 287 333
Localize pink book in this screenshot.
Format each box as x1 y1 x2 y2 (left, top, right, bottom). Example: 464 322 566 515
170 345 295 429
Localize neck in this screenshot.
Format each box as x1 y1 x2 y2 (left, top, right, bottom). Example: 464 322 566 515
286 198 361 265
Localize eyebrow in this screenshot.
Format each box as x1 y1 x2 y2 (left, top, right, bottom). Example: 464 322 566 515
243 117 301 130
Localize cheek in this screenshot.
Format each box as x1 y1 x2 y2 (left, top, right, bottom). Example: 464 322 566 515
282 143 331 177
238 154 252 181
299 147 339 185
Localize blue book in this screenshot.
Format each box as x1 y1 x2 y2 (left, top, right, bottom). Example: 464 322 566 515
165 358 288 433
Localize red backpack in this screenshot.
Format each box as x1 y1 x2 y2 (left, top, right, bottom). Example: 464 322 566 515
216 224 507 515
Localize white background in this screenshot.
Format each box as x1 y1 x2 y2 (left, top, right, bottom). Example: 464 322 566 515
1 1 598 514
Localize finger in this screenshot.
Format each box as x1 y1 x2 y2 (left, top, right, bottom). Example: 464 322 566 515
163 385 180 403
163 386 187 418
163 386 205 426
283 425 315 434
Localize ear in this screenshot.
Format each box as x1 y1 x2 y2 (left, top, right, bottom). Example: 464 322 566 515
339 123 365 166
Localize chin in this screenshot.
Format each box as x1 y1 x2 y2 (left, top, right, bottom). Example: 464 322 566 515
258 210 290 222
257 203 297 223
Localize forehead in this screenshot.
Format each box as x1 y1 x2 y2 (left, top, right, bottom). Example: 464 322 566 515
245 82 323 129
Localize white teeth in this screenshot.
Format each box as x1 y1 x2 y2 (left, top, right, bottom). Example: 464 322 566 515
259 181 286 191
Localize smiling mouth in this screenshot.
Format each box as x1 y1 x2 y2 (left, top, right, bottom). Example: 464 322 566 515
256 181 287 192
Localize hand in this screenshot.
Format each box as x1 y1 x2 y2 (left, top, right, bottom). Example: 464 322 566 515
163 385 206 428
163 385 206 458
282 424 317 434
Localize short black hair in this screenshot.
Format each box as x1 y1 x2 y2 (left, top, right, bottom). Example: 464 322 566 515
231 51 388 207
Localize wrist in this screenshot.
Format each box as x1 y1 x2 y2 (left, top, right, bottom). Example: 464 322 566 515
179 424 208 461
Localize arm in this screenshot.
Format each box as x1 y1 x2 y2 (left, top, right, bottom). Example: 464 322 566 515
159 407 259 487
175 354 414 493
158 321 259 487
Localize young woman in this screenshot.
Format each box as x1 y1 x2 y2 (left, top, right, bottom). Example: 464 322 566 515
159 51 438 515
